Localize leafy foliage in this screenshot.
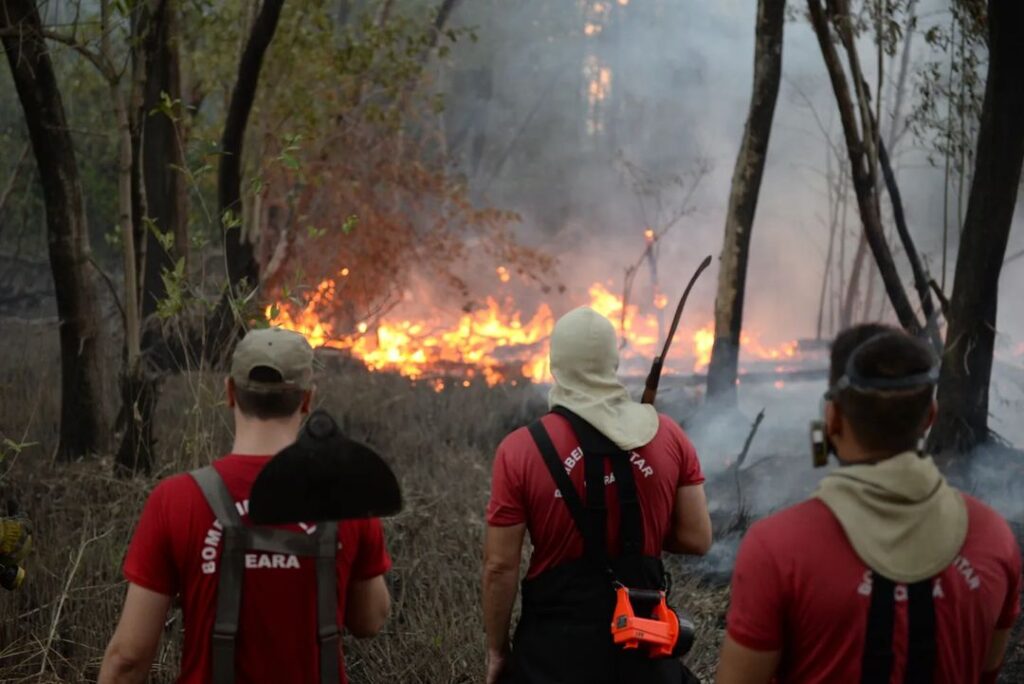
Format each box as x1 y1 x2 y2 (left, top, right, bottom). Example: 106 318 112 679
906 2 987 173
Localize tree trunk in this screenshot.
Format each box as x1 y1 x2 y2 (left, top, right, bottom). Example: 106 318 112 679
816 150 843 340
928 0 1024 456
877 137 943 349
116 0 188 476
1 0 110 459
706 0 785 406
138 0 188 317
220 0 286 292
808 0 924 335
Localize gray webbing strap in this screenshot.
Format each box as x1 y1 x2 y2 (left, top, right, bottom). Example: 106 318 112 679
192 465 243 526
190 467 341 684
191 466 246 684
317 523 340 684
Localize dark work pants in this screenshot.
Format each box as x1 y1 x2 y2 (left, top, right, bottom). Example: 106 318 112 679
506 614 694 684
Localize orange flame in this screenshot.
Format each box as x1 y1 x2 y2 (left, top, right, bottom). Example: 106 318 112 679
268 278 799 389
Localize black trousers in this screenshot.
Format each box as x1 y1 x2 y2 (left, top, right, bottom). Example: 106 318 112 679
505 614 697 684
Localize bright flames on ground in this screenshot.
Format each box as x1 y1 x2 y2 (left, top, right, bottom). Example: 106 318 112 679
267 276 798 390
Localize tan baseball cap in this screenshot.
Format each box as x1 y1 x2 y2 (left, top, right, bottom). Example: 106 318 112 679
230 327 314 392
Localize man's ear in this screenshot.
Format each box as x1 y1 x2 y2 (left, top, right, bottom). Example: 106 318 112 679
301 388 314 414
825 400 842 440
226 377 237 409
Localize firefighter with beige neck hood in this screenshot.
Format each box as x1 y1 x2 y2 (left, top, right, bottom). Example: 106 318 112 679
716 324 1022 684
482 307 712 684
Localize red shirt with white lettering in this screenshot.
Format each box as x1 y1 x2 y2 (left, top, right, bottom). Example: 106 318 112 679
726 495 1022 683
123 454 392 684
487 413 705 579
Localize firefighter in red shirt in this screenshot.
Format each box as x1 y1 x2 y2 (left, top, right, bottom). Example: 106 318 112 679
717 324 1022 684
99 327 392 684
483 306 712 684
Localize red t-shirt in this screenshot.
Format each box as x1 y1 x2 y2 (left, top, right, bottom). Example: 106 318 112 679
726 495 1022 683
487 413 705 579
123 454 392 684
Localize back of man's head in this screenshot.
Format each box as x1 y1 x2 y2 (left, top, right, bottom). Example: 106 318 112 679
230 327 314 420
829 324 937 454
549 306 619 386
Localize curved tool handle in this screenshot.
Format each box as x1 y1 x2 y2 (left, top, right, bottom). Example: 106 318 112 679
641 255 713 405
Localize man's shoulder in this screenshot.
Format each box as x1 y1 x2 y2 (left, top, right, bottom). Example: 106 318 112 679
961 493 1019 555
150 470 203 501
746 498 839 549
498 414 567 456
651 413 694 449
498 423 534 453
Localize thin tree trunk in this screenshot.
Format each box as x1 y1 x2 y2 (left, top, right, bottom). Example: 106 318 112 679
117 0 187 475
138 0 188 317
808 0 923 334
220 0 286 291
877 136 943 348
928 0 1024 457
0 143 30 234
817 151 842 340
862 254 877 322
706 0 785 406
837 177 848 327
842 231 867 327
1 0 110 458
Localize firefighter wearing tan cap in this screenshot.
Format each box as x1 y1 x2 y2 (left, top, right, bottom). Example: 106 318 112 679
482 307 712 684
99 327 392 684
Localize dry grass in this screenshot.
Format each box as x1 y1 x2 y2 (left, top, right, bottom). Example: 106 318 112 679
0 323 729 683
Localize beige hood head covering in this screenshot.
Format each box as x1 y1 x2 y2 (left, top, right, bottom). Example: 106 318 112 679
548 307 659 451
815 451 968 583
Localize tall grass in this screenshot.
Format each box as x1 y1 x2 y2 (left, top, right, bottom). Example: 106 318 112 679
0 322 728 683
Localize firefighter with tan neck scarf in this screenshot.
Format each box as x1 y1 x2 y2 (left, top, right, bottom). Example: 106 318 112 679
482 306 712 684
717 324 1022 684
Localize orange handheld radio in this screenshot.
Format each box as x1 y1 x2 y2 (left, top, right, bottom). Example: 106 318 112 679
610 586 695 658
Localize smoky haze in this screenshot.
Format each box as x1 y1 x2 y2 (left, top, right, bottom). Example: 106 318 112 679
440 0 1024 529
443 0 1024 350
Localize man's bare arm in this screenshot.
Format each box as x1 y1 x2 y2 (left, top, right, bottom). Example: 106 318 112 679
482 524 525 656
345 575 391 638
715 634 780 684
664 483 712 555
98 583 172 684
982 628 1011 679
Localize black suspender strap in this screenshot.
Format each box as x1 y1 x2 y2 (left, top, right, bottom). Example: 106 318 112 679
190 466 341 684
551 406 645 558
583 446 608 563
528 412 647 566
527 420 597 559
903 580 937 684
860 573 937 684
608 453 644 556
861 573 896 683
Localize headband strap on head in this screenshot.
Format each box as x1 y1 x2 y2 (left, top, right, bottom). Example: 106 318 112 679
828 332 939 398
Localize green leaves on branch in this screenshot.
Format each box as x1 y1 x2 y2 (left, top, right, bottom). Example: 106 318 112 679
156 258 188 319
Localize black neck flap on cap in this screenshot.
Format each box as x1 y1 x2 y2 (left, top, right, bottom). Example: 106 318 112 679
248 410 402 525
829 332 939 397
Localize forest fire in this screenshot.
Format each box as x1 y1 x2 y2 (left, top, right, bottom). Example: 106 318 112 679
267 277 800 390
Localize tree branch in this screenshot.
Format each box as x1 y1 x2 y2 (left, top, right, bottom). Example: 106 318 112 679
0 25 117 81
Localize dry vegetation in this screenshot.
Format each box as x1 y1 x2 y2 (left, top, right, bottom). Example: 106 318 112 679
0 321 728 683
